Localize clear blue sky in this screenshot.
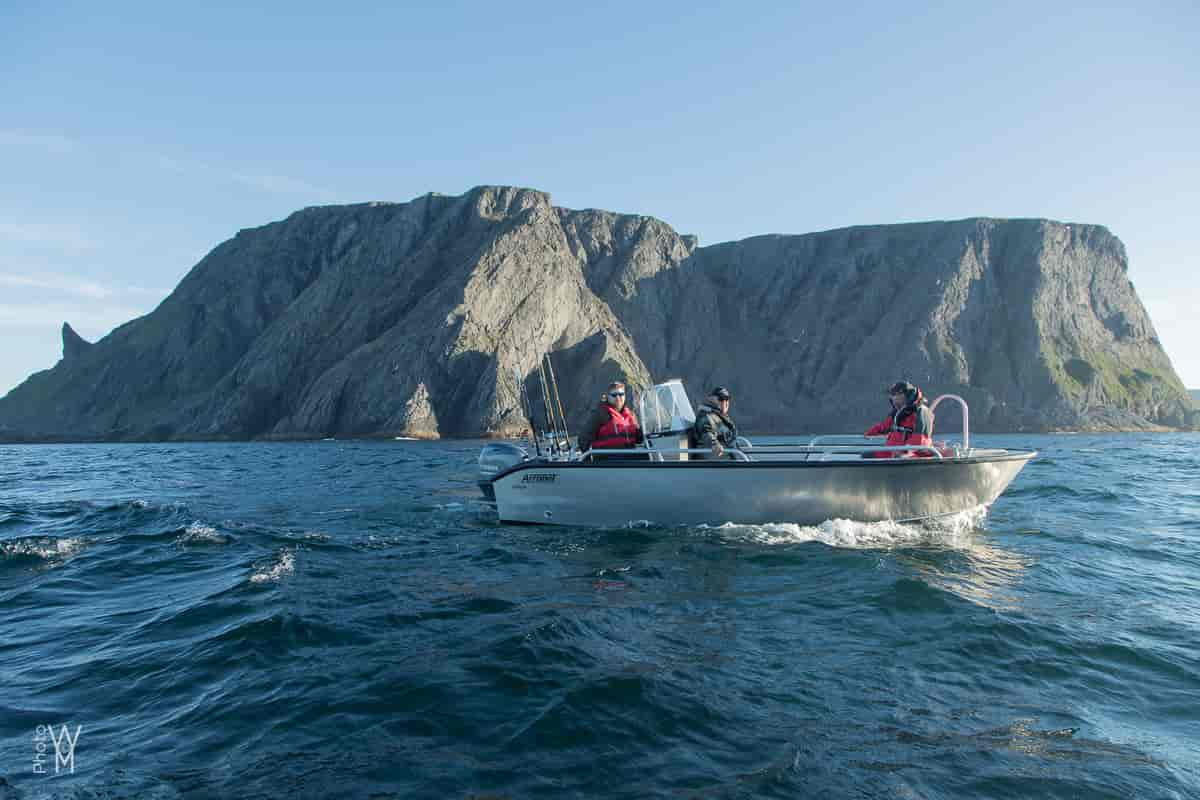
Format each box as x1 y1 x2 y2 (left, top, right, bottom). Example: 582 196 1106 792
2 1 1197 395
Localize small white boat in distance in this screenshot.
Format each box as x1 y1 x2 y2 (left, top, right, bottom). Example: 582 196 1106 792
478 379 1035 528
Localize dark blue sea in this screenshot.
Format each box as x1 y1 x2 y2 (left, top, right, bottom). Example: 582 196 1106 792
1 434 1198 799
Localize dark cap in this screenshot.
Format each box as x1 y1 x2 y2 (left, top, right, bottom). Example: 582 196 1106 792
710 386 731 400
888 381 914 396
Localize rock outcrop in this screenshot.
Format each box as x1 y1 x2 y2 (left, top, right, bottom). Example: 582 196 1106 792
1 186 1194 441
60 322 92 361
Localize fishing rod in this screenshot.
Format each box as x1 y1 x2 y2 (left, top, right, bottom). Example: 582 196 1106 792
513 366 542 457
536 357 560 455
544 354 570 450
632 382 652 448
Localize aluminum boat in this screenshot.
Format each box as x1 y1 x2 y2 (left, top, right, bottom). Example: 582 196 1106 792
478 378 1035 528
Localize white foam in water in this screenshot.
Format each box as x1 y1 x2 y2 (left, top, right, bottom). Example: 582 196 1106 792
249 549 295 584
704 507 989 549
178 521 228 545
1 536 87 563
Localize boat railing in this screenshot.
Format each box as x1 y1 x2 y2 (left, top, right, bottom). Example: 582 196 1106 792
572 396 971 463
575 443 948 462
759 438 947 459
739 443 947 460
800 394 970 456
578 447 753 462
929 394 969 453
805 434 875 447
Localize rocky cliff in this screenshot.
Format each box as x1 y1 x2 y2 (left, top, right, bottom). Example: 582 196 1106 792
1 186 1194 441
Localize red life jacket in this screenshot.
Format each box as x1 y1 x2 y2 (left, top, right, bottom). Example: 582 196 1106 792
866 404 933 457
592 405 642 449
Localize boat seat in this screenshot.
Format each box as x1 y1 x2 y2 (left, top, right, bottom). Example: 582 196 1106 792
647 432 690 461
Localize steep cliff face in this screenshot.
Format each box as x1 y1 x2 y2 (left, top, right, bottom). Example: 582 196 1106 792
640 219 1193 432
0 186 1193 441
0 188 652 441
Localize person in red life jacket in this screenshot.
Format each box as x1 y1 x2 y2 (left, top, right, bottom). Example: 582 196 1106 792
863 381 935 458
577 381 644 455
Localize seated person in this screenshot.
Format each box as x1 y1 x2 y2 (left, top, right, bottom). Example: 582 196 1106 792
577 381 644 457
864 381 934 458
690 386 738 459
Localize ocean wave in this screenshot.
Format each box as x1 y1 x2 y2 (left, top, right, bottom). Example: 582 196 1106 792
1004 484 1124 503
249 549 295 584
0 498 191 537
0 506 31 527
0 535 87 565
202 612 371 655
1 765 186 798
407 500 471 514
176 521 229 545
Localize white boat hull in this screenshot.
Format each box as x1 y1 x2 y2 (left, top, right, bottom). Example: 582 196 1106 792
490 453 1034 528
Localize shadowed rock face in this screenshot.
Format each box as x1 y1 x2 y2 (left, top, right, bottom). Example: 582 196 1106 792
1 186 1194 441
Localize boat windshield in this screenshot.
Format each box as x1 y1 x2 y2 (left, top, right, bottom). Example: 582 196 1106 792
638 379 696 436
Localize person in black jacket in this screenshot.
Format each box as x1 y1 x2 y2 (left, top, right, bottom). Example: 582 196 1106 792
690 386 738 459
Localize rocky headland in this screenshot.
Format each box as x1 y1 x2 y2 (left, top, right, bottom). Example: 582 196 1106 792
1 185 1195 441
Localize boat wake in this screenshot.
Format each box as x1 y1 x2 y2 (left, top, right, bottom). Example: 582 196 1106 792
701 506 989 549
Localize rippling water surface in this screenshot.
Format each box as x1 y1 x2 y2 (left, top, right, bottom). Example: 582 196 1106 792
1 434 1198 799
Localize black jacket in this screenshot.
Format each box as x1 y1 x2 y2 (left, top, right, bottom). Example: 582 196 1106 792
690 402 738 456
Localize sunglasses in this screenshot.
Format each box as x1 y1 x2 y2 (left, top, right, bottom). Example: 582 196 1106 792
608 391 626 398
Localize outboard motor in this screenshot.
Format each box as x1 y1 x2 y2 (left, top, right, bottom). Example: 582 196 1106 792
477 441 530 501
